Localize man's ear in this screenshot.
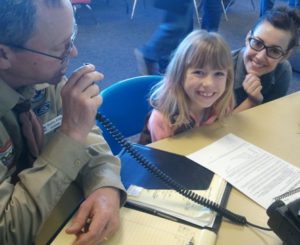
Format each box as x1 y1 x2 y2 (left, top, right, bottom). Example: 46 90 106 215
0 44 12 69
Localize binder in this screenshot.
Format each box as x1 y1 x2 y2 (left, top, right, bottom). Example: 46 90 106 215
50 144 231 244
119 144 232 233
120 143 214 190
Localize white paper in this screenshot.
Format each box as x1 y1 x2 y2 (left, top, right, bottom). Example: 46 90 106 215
188 134 300 209
127 175 227 227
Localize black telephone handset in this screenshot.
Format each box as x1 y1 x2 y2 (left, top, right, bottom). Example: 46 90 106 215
267 199 300 245
96 113 271 230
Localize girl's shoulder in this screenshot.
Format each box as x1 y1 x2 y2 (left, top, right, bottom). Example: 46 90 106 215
148 109 173 141
149 109 170 125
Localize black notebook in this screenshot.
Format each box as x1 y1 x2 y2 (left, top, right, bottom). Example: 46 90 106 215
119 144 232 233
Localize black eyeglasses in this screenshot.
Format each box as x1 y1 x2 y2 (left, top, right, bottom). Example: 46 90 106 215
6 24 78 64
248 37 286 59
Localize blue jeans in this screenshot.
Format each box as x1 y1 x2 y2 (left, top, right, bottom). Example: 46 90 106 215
141 4 193 62
289 0 300 7
141 0 223 63
201 0 223 31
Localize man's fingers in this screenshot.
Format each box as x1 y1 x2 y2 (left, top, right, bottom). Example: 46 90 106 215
65 64 96 88
77 72 103 92
74 214 108 245
83 82 100 98
66 205 91 234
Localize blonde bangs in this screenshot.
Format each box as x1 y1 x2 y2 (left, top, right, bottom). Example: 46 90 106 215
185 33 232 71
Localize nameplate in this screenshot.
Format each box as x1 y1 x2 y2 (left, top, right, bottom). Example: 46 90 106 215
43 115 62 134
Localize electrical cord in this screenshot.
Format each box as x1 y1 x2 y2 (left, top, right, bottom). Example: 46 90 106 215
96 113 272 231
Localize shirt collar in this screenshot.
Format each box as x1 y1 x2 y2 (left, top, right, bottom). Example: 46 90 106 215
0 78 35 117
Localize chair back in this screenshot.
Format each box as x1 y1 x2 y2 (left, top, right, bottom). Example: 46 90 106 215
97 75 162 154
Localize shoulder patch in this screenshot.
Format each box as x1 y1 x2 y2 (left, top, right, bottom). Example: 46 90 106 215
31 88 46 103
34 101 51 116
0 140 14 167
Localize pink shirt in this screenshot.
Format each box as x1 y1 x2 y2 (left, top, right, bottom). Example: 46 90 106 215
147 109 217 142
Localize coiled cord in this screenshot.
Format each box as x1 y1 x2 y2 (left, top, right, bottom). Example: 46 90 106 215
96 113 272 230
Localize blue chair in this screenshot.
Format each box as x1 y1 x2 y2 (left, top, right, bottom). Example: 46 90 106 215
97 75 162 154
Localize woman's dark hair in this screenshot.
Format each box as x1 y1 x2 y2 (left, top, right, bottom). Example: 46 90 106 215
253 5 300 50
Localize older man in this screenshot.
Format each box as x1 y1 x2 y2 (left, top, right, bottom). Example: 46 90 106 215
0 0 126 244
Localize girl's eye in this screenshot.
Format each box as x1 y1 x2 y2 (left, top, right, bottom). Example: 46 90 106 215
193 70 205 76
215 71 226 77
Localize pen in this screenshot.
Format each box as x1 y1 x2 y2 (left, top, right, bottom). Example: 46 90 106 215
187 237 194 245
125 201 203 228
127 202 180 222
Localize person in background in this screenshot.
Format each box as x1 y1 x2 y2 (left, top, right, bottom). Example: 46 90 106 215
0 0 126 244
139 30 234 144
260 0 300 16
233 6 300 112
135 0 223 75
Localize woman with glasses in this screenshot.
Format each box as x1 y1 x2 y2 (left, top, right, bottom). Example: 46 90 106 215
233 6 300 112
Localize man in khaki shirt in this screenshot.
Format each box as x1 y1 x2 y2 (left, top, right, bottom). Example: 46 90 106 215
0 0 126 244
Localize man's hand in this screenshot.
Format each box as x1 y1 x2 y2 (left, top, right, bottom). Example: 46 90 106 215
242 74 264 105
60 64 103 144
66 187 121 245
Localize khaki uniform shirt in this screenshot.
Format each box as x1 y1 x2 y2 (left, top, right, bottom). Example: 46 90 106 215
0 78 126 244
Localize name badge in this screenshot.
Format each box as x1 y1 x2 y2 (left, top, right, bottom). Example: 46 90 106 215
43 115 62 134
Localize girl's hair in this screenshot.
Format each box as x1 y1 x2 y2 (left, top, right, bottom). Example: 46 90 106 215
149 30 234 128
253 5 300 51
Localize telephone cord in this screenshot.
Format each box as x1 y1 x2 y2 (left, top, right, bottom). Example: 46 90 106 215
96 114 272 231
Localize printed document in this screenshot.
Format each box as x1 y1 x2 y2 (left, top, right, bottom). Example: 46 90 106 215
188 134 300 209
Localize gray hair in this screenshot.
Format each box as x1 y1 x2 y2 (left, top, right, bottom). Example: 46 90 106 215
0 0 63 46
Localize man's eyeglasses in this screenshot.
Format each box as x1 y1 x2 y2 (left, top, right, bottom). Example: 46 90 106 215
6 24 78 64
248 37 286 59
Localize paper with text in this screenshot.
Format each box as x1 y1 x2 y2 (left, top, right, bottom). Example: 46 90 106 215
188 134 300 209
127 175 227 227
51 207 214 245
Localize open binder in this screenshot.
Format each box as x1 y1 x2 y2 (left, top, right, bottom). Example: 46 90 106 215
51 144 231 245
119 144 231 232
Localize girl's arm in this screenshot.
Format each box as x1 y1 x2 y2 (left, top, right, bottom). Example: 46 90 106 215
233 97 262 113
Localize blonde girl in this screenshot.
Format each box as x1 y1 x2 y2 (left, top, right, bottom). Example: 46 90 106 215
139 30 235 144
